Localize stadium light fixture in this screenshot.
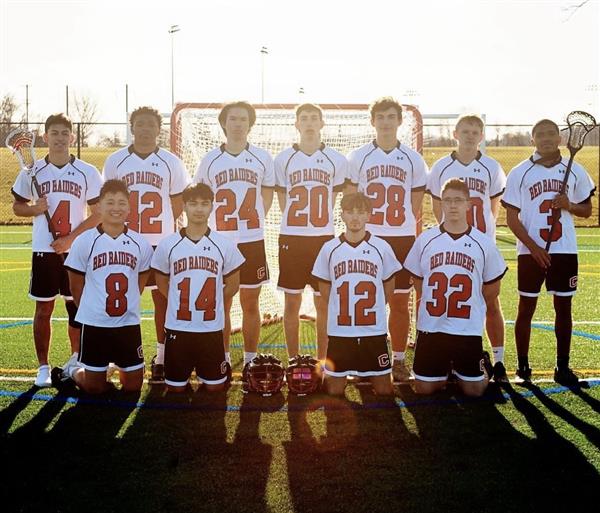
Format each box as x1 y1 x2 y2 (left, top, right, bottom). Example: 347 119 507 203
169 25 181 109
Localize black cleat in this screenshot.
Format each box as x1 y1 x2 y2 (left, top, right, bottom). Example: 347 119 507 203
493 362 509 383
51 366 76 393
482 351 494 380
554 367 579 386
515 367 532 384
150 355 165 382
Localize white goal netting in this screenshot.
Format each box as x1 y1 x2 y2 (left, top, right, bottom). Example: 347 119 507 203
170 103 423 331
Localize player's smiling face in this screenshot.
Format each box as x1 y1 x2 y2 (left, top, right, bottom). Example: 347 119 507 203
441 190 470 222
43 124 73 154
295 110 324 138
454 122 483 150
132 114 160 146
99 192 130 226
371 108 401 137
223 107 251 142
532 123 561 156
341 208 369 233
184 197 213 225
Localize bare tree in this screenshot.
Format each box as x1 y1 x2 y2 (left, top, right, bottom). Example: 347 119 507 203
73 93 99 147
0 93 21 142
98 130 123 148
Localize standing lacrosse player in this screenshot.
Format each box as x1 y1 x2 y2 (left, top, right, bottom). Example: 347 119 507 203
151 183 245 392
55 179 153 394
274 103 348 365
347 97 429 382
427 114 508 381
193 101 274 379
503 118 596 385
312 192 401 396
10 114 103 387
103 106 190 381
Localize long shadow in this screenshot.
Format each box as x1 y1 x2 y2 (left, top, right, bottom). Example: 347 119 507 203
0 385 39 435
572 385 600 415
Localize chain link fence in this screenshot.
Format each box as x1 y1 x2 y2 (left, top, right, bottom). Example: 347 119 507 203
1 121 598 226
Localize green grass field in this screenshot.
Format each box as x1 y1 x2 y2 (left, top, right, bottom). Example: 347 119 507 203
0 225 599 512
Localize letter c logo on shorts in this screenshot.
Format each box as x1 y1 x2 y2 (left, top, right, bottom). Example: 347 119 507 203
257 266 266 280
378 354 390 368
569 276 578 288
220 361 228 375
137 345 144 359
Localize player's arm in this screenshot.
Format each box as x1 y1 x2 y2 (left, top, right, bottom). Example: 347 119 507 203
490 196 501 220
154 272 169 298
224 270 240 301
51 204 101 254
318 280 331 305
383 277 395 304
262 187 274 216
138 270 150 292
506 208 550 269
411 276 422 297
483 279 501 308
171 194 184 220
12 197 49 217
552 194 592 218
431 197 442 223
411 190 425 224
276 189 286 212
68 271 85 307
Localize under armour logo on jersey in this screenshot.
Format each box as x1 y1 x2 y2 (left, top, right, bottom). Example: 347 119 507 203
397 156 404 161
363 249 370 254
151 162 159 167
316 158 324 164
122 240 130 245
473 168 481 173
464 243 472 247
245 158 253 163
203 246 211 251
67 171 75 176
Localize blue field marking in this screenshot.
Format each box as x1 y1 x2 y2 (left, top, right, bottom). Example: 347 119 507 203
1 379 598 413
0 320 33 329
505 321 600 341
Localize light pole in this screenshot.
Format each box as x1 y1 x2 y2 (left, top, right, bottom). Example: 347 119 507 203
260 46 268 104
169 25 180 109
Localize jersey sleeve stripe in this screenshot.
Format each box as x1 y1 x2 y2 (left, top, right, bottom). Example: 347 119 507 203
490 188 505 199
358 144 377 174
284 150 300 174
412 185 426 192
327 238 346 267
167 235 186 263
87 196 100 205
484 267 508 285
11 189 28 202
205 151 225 188
477 157 492 183
518 162 537 190
428 191 441 199
246 147 267 174
501 199 520 211
150 266 169 276
365 239 384 265
320 149 338 185
405 268 422 280
311 273 331 283
123 232 142 252
64 264 85 275
169 191 184 198
578 189 596 203
437 159 455 185
204 233 225 262
154 151 173 188
398 147 415 175
466 233 486 267
224 262 243 278
70 161 90 191
116 153 132 169
85 231 104 266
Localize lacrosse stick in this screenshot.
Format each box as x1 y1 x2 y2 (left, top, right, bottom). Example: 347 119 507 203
5 127 60 241
545 111 597 252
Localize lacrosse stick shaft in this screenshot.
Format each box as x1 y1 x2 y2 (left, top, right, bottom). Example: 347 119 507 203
544 151 575 252
30 174 60 242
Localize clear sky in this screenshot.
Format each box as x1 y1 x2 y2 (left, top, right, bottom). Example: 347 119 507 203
1 0 598 125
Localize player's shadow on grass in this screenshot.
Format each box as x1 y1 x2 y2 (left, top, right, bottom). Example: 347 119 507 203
571 384 600 414
0 385 40 435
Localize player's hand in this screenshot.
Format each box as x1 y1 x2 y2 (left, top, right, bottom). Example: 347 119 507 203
32 197 49 216
51 234 74 254
529 244 551 269
552 193 570 211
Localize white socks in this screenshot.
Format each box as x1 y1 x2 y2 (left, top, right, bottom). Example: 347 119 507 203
244 351 257 365
156 342 165 365
492 346 505 364
393 351 406 362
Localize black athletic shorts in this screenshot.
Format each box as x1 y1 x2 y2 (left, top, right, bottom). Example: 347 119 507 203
164 328 228 386
238 239 269 287
29 252 72 301
277 234 333 294
79 324 144 372
324 334 392 377
413 331 485 382
517 253 578 297
380 235 414 293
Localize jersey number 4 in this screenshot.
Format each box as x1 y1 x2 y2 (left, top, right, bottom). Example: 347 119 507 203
337 281 376 326
128 191 163 234
176 277 216 321
215 188 259 231
50 200 72 238
426 272 472 318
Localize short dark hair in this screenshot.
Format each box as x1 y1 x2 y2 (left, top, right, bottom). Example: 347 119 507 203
182 183 214 203
341 192 372 213
218 101 256 135
99 179 130 199
130 106 162 130
44 113 72 133
455 114 484 131
441 178 470 198
532 119 559 137
369 97 403 122
295 103 323 121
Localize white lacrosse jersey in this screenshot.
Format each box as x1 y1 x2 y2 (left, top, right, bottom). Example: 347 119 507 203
312 232 401 337
502 153 596 255
151 228 245 332
427 151 506 238
404 225 507 336
347 141 428 237
103 146 190 246
11 156 103 253
193 143 275 244
275 144 348 236
64 226 153 327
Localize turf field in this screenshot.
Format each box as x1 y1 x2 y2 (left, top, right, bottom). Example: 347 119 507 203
0 225 599 512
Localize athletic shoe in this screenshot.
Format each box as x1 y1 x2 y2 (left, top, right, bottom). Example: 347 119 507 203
482 351 494 380
493 362 509 383
34 365 52 388
515 367 532 384
554 367 579 386
50 366 76 393
392 360 410 383
62 352 81 379
150 355 165 382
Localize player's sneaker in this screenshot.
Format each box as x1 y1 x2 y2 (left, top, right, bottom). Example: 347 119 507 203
554 367 579 386
50 366 76 393
62 352 81 379
35 365 52 388
150 355 165 382
515 367 532 384
392 360 410 383
482 351 494 380
493 362 509 383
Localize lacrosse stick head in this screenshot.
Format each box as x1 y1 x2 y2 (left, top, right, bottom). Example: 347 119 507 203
564 110 596 152
5 128 36 171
